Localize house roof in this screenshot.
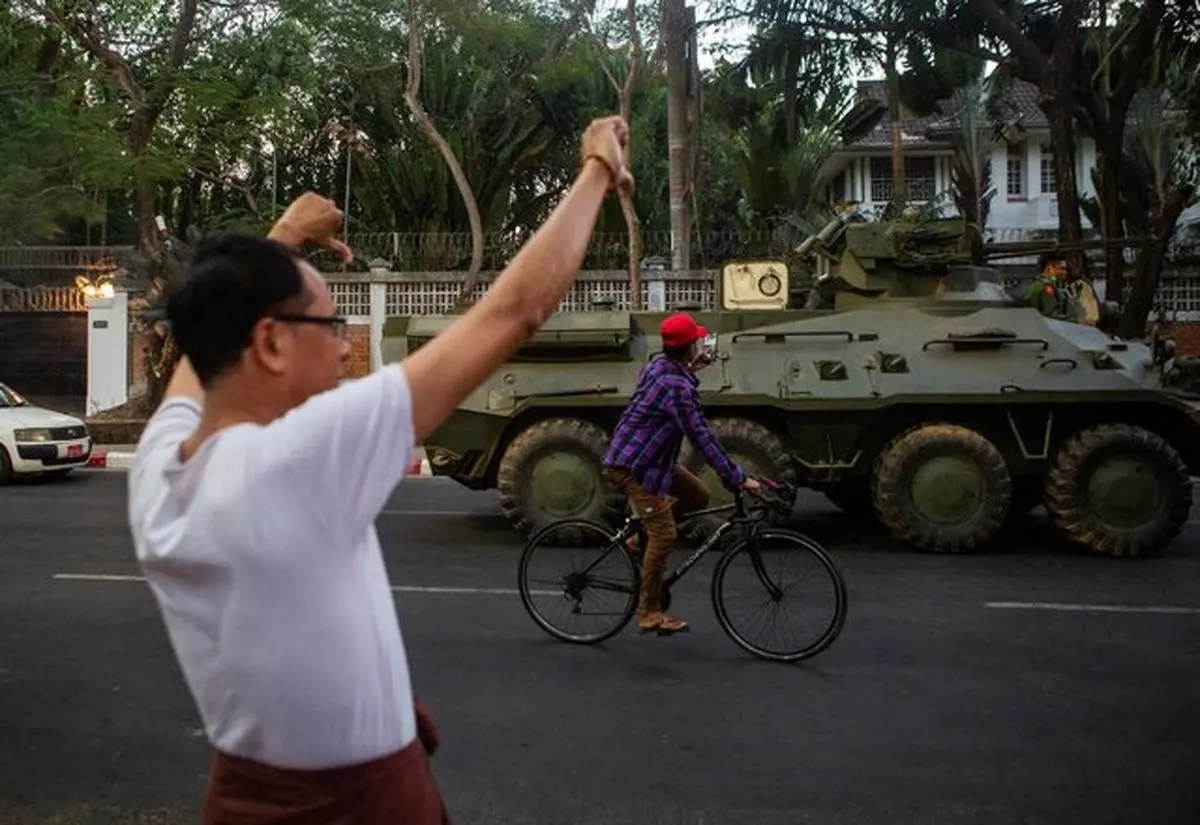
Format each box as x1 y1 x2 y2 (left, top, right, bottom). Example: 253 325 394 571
847 79 956 149
846 69 1179 150
844 74 1047 149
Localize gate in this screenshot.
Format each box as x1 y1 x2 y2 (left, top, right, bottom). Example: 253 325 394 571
0 288 88 405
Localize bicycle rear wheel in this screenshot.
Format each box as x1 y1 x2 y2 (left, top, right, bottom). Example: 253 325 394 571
518 518 640 644
711 528 848 662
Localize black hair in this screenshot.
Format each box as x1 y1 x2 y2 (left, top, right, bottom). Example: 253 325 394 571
1037 252 1066 271
166 232 311 388
663 343 692 360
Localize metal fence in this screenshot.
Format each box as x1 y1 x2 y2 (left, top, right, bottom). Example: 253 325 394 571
0 232 778 280
334 270 721 317
0 286 90 312
10 268 1200 322
0 226 1138 281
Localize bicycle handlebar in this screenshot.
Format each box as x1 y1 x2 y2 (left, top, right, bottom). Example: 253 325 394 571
734 478 797 517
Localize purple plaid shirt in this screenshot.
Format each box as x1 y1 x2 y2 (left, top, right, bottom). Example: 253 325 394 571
603 355 745 497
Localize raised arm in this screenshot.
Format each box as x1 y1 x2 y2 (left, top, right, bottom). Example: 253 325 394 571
153 188 355 411
398 116 631 441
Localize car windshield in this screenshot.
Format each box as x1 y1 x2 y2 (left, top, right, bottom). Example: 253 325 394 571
0 383 28 408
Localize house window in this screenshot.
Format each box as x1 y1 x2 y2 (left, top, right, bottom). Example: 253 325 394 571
1006 142 1025 198
870 157 892 202
869 156 938 202
1040 143 1056 194
906 157 937 200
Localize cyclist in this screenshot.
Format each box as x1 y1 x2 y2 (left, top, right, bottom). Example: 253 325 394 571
602 312 762 636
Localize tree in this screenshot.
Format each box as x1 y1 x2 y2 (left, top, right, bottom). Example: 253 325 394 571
1110 91 1196 337
722 0 955 206
403 0 485 305
17 0 201 262
585 0 645 307
1 0 760 269
935 0 1197 335
662 0 693 270
924 77 997 237
0 8 128 246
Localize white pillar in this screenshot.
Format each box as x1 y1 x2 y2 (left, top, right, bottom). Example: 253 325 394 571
646 278 666 311
369 281 388 371
86 290 129 416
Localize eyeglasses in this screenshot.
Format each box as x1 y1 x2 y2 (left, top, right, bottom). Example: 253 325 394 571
272 313 348 338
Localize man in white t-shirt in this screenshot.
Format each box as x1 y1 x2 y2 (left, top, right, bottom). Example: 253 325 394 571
127 116 633 824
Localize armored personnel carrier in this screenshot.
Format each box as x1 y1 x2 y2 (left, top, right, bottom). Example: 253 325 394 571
382 216 1200 557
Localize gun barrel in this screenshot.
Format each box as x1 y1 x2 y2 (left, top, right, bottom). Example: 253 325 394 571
982 235 1153 260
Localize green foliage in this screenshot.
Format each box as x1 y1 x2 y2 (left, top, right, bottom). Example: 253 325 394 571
22 0 1193 262
0 9 129 242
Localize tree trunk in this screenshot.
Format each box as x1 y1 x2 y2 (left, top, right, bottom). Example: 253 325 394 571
684 3 701 235
1092 135 1127 304
663 0 690 271
586 0 643 307
177 172 203 239
619 0 643 309
1041 69 1090 279
783 49 799 141
129 115 163 263
885 39 905 205
1118 189 1192 339
404 0 484 310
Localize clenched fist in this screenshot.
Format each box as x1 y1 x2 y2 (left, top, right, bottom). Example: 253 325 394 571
580 116 634 196
269 192 354 263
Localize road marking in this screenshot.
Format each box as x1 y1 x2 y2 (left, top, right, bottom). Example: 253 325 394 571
985 601 1200 615
51 573 557 597
379 509 500 518
393 585 554 596
54 573 145 582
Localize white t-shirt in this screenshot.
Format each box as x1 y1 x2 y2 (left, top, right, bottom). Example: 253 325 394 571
127 365 418 770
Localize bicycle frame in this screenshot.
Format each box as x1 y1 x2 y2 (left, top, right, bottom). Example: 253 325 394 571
581 488 788 596
520 479 844 660
663 499 769 588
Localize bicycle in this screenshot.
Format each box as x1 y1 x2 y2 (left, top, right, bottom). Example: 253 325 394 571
516 479 848 663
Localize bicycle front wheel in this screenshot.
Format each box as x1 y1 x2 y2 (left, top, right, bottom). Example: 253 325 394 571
518 518 640 644
712 528 848 662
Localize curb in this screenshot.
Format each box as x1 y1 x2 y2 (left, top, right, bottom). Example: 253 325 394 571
84 449 434 477
86 449 134 470
407 458 433 477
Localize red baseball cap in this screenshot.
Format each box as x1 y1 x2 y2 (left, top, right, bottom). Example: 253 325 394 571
660 313 708 348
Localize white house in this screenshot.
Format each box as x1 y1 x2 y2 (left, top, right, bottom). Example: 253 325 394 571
821 75 1099 242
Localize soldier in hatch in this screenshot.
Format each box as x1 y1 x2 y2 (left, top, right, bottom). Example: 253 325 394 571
1024 253 1104 327
1023 253 1076 320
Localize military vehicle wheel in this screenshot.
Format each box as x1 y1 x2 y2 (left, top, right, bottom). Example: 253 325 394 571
496 417 626 546
678 417 797 545
872 423 1012 553
1043 423 1192 557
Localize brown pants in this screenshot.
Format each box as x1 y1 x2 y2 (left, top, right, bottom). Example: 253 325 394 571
202 702 451 825
604 466 710 615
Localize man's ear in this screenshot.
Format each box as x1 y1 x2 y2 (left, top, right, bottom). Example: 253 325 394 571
249 318 289 376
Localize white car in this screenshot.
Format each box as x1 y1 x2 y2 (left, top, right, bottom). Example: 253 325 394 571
0 382 93 483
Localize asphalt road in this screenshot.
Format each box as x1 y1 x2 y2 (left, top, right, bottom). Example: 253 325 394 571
3 472 1200 825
